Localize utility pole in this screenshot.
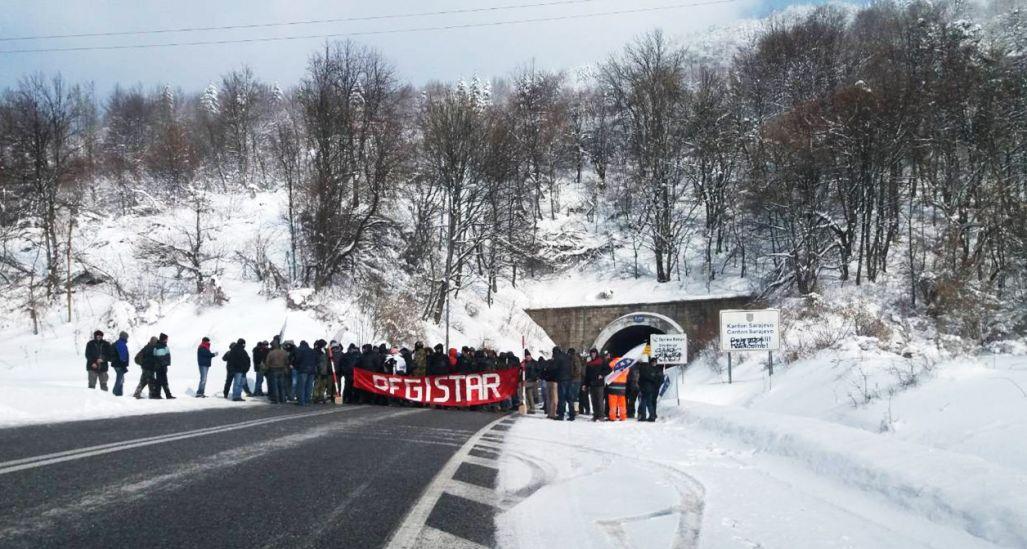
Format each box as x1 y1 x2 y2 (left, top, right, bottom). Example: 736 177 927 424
66 213 74 323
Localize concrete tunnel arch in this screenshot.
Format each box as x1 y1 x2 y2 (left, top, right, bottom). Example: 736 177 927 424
591 311 685 357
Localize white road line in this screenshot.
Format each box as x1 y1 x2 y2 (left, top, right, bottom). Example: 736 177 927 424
445 478 502 509
386 416 510 549
415 526 489 549
0 407 355 476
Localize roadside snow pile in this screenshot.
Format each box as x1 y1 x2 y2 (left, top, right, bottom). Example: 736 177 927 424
679 402 1027 547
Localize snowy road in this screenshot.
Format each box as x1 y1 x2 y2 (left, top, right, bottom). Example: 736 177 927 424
0 405 507 548
494 411 1011 549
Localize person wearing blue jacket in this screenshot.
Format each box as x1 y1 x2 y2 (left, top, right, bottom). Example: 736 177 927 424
111 332 130 396
195 337 216 398
294 341 317 406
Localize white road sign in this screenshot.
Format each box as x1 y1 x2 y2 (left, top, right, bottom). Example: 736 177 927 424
719 309 781 352
650 334 688 364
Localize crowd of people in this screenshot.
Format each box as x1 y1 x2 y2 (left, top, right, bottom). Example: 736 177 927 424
84 329 668 421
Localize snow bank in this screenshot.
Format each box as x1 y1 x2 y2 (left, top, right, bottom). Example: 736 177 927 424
678 401 1027 546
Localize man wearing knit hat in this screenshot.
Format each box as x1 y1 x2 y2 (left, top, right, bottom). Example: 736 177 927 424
85 330 111 391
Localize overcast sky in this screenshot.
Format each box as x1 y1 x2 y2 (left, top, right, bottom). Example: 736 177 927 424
0 0 824 95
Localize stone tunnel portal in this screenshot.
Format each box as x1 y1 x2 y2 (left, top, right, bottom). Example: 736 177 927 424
592 312 685 357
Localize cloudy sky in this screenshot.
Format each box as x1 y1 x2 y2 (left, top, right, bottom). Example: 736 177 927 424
0 0 827 94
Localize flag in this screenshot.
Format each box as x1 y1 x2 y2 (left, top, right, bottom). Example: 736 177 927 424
604 343 647 385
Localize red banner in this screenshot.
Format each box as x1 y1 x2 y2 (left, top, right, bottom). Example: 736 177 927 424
352 367 520 407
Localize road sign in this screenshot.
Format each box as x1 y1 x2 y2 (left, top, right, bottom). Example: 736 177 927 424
719 309 781 352
650 333 688 364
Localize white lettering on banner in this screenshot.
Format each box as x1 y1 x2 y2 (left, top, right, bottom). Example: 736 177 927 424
483 373 500 400
368 372 513 404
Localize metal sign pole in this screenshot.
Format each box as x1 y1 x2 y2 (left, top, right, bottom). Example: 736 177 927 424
728 353 732 384
768 351 773 376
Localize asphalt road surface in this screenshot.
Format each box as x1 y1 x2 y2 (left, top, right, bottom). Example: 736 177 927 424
0 404 508 548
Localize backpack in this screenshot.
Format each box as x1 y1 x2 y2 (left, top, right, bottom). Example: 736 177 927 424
134 345 148 366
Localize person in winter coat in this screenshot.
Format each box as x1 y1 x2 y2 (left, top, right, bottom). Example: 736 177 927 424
153 333 175 399
411 341 428 377
520 351 539 413
607 356 629 421
553 347 575 420
340 343 359 403
196 337 216 398
264 343 290 404
111 332 130 396
625 360 640 419
293 341 317 406
132 336 158 399
222 342 253 399
427 344 448 376
584 348 610 421
312 340 332 404
566 348 585 419
252 341 270 397
637 356 665 422
225 338 251 401
85 330 112 391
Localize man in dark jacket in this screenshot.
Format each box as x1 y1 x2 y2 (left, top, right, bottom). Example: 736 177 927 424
111 331 130 396
226 338 251 401
85 330 112 391
294 341 317 406
584 348 610 421
223 342 253 399
196 337 215 398
132 336 158 399
554 347 576 420
427 344 448 376
626 360 640 419
340 343 359 403
252 341 269 396
637 356 665 422
153 333 174 399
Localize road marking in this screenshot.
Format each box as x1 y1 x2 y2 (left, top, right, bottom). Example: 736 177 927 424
416 526 488 549
386 414 510 549
0 407 357 476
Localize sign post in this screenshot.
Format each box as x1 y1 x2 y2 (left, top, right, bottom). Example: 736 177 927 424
650 333 687 406
719 309 781 384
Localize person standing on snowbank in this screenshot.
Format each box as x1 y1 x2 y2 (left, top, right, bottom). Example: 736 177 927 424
153 333 175 399
196 337 215 398
85 330 112 391
111 332 130 396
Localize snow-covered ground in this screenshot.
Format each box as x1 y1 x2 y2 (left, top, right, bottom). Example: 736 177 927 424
496 354 1027 548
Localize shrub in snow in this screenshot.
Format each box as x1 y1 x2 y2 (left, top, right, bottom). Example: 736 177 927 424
100 300 139 329
287 289 315 310
464 301 479 318
596 289 615 300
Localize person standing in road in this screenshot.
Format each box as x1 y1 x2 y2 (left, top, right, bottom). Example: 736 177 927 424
132 336 158 399
226 338 251 402
520 350 539 414
111 332 130 396
85 330 112 391
637 356 665 422
584 348 610 421
264 342 290 404
196 337 215 398
553 347 573 420
153 333 175 399
252 341 269 397
294 340 317 406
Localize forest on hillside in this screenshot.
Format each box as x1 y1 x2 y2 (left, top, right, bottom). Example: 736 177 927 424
1 0 1024 342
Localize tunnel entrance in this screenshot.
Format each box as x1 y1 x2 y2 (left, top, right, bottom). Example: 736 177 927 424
592 312 685 357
